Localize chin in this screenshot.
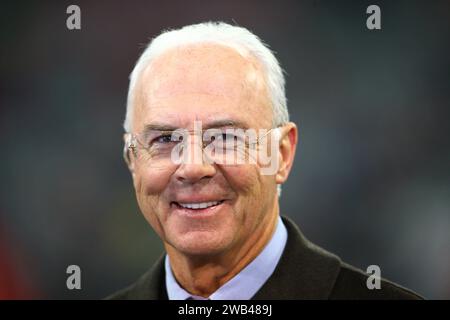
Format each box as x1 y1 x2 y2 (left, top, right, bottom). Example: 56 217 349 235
168 229 234 256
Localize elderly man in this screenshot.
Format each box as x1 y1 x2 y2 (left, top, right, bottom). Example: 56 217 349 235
109 22 421 300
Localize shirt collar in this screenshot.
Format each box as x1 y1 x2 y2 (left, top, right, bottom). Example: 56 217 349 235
165 215 288 300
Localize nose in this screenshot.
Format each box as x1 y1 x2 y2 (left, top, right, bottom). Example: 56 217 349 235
175 162 216 183
173 134 216 183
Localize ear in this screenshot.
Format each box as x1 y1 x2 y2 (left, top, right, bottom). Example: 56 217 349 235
275 122 298 185
123 133 136 177
128 156 136 179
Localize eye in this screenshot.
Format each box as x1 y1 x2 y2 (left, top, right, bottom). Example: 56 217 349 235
153 134 182 145
211 133 236 142
223 133 236 141
154 135 173 143
211 133 242 149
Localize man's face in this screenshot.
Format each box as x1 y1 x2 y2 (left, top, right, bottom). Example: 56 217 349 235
130 44 279 256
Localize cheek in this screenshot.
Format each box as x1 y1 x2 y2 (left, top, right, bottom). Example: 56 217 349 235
222 165 254 189
221 165 275 215
134 164 172 195
133 164 174 235
220 166 275 239
220 165 264 201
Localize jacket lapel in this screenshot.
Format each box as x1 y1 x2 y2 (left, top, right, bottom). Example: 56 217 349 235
126 253 168 300
251 216 341 299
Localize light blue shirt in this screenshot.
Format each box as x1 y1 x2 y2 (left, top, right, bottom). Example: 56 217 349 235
165 215 288 300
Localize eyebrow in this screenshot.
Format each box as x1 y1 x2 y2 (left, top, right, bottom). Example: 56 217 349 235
204 119 250 130
142 119 250 132
143 123 180 132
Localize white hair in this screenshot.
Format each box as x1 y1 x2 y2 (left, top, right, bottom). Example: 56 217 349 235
123 21 289 132
124 21 289 196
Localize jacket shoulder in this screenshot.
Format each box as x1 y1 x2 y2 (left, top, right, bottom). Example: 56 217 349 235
330 262 424 300
105 255 167 300
105 281 139 300
256 216 423 299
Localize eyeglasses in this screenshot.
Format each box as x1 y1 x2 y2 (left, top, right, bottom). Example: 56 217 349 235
123 126 281 168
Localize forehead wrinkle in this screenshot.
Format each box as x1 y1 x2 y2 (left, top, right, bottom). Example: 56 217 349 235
143 118 251 132
133 44 273 130
143 44 267 101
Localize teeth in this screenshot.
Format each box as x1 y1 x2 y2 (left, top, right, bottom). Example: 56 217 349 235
178 201 221 210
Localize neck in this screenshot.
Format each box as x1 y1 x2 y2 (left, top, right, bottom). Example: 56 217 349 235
166 204 279 297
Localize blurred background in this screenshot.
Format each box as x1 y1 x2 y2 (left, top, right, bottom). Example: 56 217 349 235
1 0 449 299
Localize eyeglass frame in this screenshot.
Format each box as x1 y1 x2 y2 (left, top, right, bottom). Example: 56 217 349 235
123 126 282 167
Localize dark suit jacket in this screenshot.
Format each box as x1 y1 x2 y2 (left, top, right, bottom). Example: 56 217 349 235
107 216 423 300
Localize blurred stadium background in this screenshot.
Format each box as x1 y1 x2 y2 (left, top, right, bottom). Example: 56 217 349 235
1 0 449 299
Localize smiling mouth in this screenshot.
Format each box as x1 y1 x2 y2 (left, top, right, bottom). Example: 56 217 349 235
172 200 225 210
